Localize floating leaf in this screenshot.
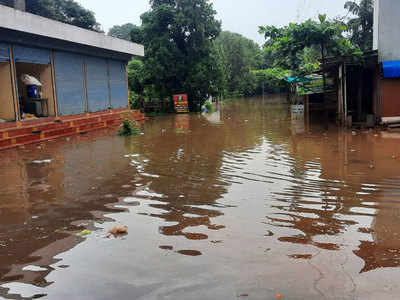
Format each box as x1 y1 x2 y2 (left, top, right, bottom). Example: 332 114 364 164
79 230 92 236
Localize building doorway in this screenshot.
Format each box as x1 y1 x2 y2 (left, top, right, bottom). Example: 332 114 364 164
15 62 55 120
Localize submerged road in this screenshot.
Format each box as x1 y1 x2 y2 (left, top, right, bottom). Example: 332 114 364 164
0 95 400 299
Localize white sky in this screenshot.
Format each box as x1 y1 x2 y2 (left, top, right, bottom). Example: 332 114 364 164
76 0 348 44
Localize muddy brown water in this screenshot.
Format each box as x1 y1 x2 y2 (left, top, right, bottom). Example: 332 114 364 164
1 95 400 299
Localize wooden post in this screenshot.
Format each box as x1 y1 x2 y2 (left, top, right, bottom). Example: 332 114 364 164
82 56 89 113
125 63 130 109
106 60 111 109
50 50 59 117
8 44 20 122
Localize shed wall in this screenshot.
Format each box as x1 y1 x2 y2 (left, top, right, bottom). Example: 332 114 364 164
381 79 400 117
86 56 110 112
13 45 50 64
54 51 86 116
0 43 10 62
109 60 128 109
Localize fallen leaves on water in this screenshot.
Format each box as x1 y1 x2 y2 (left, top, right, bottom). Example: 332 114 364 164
79 230 92 236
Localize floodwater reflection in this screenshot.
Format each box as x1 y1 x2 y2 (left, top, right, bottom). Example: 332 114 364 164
1 95 400 299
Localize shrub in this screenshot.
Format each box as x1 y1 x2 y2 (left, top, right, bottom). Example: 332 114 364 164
118 119 141 136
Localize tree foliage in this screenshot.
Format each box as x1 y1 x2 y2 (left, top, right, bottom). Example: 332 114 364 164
128 58 146 95
259 15 362 76
22 0 101 31
140 0 221 110
213 31 262 97
251 68 290 93
344 0 374 52
108 23 139 41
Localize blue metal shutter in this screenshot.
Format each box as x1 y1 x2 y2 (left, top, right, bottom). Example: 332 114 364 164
85 56 109 112
109 60 128 109
54 51 86 116
13 45 50 64
0 43 10 62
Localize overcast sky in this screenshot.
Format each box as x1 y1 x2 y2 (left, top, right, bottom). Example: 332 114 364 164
76 0 348 44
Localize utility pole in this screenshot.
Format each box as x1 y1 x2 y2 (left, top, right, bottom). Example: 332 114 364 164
14 0 25 11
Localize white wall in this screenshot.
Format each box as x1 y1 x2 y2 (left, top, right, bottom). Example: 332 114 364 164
375 0 400 62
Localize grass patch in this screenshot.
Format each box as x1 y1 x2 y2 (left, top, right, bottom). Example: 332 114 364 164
118 119 141 136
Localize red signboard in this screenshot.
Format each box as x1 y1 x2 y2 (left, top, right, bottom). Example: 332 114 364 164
173 94 189 113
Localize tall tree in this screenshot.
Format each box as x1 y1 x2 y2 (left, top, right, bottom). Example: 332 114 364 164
213 31 262 96
140 0 221 110
108 23 143 41
21 0 101 31
344 0 374 52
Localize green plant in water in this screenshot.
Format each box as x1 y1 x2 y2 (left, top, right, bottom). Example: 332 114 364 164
204 101 213 113
118 119 141 136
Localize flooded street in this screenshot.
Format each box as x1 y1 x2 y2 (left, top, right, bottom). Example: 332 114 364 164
1 95 400 299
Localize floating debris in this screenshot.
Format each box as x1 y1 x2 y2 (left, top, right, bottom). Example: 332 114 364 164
122 197 141 206
159 245 173 250
78 230 92 236
22 265 47 272
32 159 52 164
108 225 128 235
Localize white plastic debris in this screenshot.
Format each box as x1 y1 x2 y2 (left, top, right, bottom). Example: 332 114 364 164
32 159 52 164
21 74 42 86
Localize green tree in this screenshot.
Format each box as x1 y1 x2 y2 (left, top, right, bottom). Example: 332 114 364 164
128 58 145 95
213 31 262 97
130 25 144 44
108 23 137 41
23 0 101 31
259 15 361 75
140 0 221 110
344 0 374 52
252 67 290 94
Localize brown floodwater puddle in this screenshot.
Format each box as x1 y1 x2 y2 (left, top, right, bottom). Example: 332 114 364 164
1 95 400 299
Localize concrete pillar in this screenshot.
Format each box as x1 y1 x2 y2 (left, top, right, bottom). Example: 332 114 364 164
14 0 25 11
